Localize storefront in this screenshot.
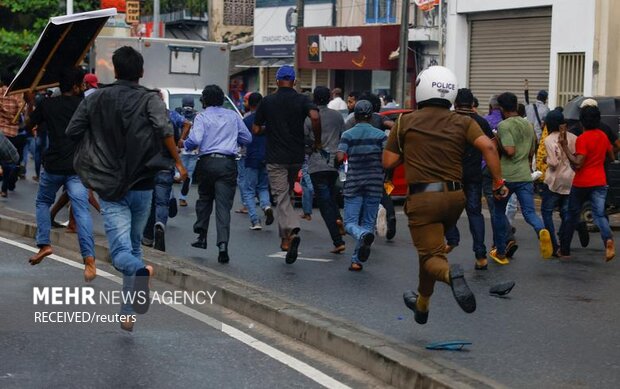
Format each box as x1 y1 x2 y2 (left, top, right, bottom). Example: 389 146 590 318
296 25 415 106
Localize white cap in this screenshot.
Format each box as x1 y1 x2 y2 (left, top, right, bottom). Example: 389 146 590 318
579 98 598 109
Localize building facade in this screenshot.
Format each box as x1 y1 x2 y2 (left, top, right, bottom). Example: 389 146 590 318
445 0 620 111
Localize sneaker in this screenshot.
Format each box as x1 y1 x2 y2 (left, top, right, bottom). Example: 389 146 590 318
154 222 165 252
376 205 387 237
285 228 301 264
449 264 476 313
141 237 154 247
250 222 263 230
264 207 274 226
538 229 553 259
605 239 615 262
505 240 519 258
358 233 375 262
489 248 509 265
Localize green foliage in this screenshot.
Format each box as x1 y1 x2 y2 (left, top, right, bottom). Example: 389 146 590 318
0 0 99 73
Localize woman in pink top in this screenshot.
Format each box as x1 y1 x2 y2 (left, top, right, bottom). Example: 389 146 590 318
541 110 576 256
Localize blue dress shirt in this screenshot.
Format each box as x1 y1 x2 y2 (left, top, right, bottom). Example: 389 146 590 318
184 106 252 156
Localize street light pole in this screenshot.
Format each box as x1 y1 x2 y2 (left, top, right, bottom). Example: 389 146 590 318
397 0 410 107
154 0 160 38
67 0 73 15
294 0 305 92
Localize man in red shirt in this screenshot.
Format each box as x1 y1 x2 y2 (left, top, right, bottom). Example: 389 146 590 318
559 105 615 260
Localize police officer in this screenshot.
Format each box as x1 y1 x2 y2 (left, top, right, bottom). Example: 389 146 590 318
382 66 508 325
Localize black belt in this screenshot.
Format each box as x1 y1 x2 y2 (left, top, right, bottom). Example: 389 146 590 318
408 181 462 194
200 153 236 160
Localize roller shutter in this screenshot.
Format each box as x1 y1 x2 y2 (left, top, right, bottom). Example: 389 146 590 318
468 13 551 114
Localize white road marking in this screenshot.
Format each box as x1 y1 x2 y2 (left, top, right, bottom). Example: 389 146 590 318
268 252 333 263
0 236 350 389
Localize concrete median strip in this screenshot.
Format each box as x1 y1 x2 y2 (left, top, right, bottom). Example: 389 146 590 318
0 206 505 389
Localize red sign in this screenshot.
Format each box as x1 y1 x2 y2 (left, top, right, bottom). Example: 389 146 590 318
297 25 404 71
101 0 126 13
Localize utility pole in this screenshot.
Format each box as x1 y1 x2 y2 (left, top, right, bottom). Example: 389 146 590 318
153 0 160 38
438 0 444 65
397 0 410 107
294 0 304 91
67 0 73 15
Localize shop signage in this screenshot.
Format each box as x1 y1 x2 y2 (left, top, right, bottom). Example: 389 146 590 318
307 34 363 62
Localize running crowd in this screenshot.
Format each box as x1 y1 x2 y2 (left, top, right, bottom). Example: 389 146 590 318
0 46 615 330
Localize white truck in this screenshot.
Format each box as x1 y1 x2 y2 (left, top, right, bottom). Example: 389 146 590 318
93 36 239 113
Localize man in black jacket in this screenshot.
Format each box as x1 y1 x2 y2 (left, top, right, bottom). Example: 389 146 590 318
67 46 187 331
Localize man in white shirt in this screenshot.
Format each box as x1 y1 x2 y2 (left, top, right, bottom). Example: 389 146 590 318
327 88 347 110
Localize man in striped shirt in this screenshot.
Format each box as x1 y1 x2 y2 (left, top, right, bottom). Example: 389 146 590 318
337 100 387 271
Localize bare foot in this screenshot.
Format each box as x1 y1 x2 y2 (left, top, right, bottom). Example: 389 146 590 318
29 245 53 265
83 256 97 282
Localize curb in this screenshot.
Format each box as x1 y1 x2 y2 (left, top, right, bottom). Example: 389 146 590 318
0 206 505 389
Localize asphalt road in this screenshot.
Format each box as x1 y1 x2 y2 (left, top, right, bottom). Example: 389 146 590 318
3 172 620 388
0 237 382 389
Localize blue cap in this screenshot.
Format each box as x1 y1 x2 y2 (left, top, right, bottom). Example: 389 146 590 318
276 65 296 81
537 90 548 102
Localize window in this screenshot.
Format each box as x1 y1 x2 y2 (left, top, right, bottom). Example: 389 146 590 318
366 0 396 24
556 52 585 108
224 0 255 26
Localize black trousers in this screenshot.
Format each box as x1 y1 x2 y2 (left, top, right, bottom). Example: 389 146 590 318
193 157 237 244
310 171 344 247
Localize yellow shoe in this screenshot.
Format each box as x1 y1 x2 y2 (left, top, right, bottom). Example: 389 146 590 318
489 248 509 265
539 229 553 259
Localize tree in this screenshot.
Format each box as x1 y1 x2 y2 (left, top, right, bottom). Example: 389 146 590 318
0 0 99 75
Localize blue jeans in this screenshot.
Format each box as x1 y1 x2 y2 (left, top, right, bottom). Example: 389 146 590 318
237 157 249 207
143 170 174 240
506 194 518 226
35 171 94 258
560 186 612 254
34 134 47 177
21 136 35 173
344 194 381 264
311 171 344 247
492 181 545 255
100 190 152 315
444 181 486 259
540 184 569 252
301 161 313 215
179 153 198 201
243 164 271 224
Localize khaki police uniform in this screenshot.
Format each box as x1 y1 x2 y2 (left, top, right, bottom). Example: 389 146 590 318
385 106 484 297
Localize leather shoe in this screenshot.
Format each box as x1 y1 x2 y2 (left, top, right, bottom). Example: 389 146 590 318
191 233 207 249
218 242 230 263
449 264 476 313
403 290 428 325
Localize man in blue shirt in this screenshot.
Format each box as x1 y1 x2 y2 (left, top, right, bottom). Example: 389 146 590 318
242 92 273 230
183 84 252 263
337 100 387 271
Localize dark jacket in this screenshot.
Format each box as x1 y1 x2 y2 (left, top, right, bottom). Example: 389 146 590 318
457 108 494 184
66 80 173 201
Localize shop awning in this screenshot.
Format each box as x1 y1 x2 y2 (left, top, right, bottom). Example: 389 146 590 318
6 8 117 96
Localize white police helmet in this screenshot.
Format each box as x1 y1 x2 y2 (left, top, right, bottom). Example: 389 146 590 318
415 66 458 106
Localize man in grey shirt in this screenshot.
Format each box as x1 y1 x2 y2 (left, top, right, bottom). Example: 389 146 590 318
525 88 550 141
305 86 346 253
